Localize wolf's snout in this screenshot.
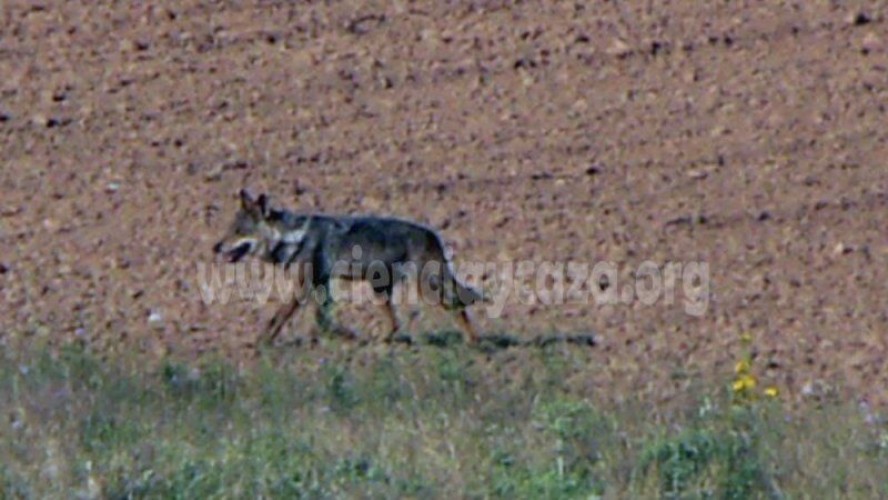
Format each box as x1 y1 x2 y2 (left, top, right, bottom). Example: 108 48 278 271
225 241 253 263
213 239 251 263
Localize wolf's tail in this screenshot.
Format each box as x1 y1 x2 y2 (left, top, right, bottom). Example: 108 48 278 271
442 261 490 308
424 229 490 308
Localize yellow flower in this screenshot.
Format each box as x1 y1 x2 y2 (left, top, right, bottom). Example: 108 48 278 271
740 332 753 344
734 359 751 375
732 374 757 393
764 386 779 398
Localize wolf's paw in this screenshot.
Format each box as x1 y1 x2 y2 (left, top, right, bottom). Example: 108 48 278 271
329 324 361 341
422 330 465 348
387 332 414 345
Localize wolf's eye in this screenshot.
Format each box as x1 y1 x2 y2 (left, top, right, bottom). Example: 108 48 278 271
233 215 252 235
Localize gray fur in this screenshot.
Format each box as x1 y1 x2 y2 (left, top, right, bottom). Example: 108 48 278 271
214 190 486 346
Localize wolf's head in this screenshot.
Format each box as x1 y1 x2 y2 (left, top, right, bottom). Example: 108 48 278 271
213 190 295 263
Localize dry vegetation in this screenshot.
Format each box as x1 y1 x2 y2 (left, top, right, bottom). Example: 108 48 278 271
2 340 886 498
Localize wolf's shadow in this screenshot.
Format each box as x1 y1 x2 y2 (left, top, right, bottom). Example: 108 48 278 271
390 331 596 352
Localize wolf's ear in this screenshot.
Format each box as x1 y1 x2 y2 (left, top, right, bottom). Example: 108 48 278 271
257 194 270 218
240 189 264 218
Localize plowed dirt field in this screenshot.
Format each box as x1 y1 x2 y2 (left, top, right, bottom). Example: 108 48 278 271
2 1 886 408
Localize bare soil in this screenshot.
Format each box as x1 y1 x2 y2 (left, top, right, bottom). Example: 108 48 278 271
1 2 886 408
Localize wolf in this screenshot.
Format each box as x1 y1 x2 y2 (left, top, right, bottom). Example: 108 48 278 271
213 189 488 346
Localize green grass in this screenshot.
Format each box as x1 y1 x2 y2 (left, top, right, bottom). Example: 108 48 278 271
1 342 886 499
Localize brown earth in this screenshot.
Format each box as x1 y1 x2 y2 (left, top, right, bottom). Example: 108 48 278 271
1 1 886 409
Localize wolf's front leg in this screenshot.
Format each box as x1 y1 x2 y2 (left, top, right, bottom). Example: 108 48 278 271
264 293 303 345
262 268 309 347
314 283 360 341
383 298 403 342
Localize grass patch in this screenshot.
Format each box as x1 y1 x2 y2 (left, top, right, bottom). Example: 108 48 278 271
0 342 886 498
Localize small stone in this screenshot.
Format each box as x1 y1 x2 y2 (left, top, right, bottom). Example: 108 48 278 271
862 32 882 53
148 310 164 329
360 196 382 211
850 12 872 26
572 99 588 112
606 38 632 57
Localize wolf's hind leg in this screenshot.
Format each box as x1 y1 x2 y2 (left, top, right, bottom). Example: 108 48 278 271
373 282 402 342
454 307 480 344
436 270 482 344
